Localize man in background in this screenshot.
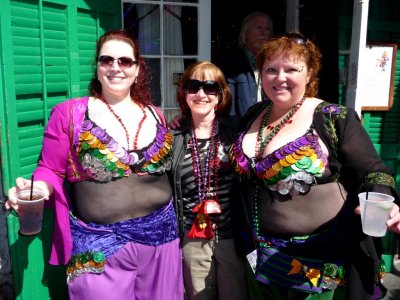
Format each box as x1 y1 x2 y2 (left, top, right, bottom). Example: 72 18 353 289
217 11 273 117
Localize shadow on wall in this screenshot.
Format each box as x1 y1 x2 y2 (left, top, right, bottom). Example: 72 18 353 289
6 209 68 300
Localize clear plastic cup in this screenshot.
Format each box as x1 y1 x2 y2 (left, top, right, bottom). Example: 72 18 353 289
16 189 46 236
359 192 394 237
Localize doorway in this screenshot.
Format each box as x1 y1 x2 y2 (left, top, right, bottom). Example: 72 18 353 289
211 0 339 103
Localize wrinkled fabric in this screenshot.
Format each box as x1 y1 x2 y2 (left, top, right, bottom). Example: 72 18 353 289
70 200 178 257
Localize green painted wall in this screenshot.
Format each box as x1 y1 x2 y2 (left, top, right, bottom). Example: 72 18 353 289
0 0 121 298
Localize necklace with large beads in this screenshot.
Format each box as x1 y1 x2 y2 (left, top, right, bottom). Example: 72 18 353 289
187 117 222 239
253 97 306 237
99 96 147 151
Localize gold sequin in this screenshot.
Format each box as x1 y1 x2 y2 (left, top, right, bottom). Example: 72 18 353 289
279 159 291 167
272 163 283 171
285 155 297 164
81 132 94 141
292 152 303 160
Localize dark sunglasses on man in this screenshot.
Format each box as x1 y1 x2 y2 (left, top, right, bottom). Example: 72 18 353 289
98 55 138 69
183 80 221 96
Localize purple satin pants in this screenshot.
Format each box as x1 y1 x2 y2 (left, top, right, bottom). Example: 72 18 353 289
68 238 183 300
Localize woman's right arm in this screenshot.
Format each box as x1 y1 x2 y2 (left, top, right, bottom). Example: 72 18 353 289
6 103 71 211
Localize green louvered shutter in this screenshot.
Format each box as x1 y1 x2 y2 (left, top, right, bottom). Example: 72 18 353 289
339 0 400 273
0 0 121 299
362 1 400 191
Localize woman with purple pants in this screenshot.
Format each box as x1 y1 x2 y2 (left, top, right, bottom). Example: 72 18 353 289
6 30 183 300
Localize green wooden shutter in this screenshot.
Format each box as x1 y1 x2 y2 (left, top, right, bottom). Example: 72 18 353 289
363 1 400 191
0 0 121 299
339 0 400 273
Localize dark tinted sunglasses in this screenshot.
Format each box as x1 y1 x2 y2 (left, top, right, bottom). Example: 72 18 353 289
183 80 221 95
285 32 308 46
98 55 138 69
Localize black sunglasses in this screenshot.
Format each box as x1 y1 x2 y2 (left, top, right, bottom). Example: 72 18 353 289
183 80 221 96
285 32 308 46
98 55 138 69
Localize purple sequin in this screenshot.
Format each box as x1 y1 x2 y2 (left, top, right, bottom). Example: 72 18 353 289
96 130 111 144
306 133 318 142
91 126 102 136
107 140 118 152
322 104 341 114
81 120 93 131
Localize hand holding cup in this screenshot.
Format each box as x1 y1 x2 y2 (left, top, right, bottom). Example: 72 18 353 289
6 177 52 236
358 192 395 237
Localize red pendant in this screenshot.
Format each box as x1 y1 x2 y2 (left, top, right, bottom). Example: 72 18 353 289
192 200 221 215
187 200 222 239
187 213 214 239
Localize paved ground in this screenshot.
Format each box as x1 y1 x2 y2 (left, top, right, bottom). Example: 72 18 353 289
382 255 400 300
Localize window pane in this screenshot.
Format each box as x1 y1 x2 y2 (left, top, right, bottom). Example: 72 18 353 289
163 58 196 109
124 3 160 55
164 6 197 55
146 58 161 106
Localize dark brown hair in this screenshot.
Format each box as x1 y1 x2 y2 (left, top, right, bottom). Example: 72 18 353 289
177 61 232 116
256 32 322 97
88 29 152 105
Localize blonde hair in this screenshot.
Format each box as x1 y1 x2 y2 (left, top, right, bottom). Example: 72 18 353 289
238 11 273 47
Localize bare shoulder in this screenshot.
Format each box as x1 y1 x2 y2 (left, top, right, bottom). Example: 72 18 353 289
305 97 324 109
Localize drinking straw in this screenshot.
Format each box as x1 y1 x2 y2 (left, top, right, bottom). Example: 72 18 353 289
366 191 369 200
30 174 34 200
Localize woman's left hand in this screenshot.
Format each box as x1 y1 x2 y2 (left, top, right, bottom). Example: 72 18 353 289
354 203 400 234
387 203 400 234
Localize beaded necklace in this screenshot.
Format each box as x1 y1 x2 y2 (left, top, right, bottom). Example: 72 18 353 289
253 97 306 237
255 97 306 159
99 96 147 150
190 118 220 203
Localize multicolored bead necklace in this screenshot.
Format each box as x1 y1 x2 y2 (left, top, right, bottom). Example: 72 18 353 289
255 97 306 160
190 118 220 202
99 96 147 150
187 117 222 239
253 97 306 237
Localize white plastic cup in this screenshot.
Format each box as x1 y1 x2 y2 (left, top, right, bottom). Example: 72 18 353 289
359 192 394 237
16 189 45 236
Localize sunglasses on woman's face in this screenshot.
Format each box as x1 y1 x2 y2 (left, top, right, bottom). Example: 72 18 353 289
183 80 221 95
98 55 138 69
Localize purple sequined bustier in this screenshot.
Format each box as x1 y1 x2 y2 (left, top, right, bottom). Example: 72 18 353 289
230 130 329 196
77 114 172 182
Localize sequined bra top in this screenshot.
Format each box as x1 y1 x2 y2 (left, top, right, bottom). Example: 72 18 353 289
76 106 173 182
229 128 329 196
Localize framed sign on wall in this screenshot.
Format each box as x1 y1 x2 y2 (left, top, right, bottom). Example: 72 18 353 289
357 43 397 111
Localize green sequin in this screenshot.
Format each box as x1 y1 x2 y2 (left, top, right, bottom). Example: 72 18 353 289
82 142 91 150
324 263 337 277
337 266 345 279
93 251 105 263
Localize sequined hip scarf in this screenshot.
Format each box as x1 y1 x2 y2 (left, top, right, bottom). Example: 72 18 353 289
66 200 178 282
255 234 346 293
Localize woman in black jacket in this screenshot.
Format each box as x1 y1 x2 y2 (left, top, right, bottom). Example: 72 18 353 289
169 61 248 300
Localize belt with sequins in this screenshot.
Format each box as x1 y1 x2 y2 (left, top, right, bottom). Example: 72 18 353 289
66 200 178 282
